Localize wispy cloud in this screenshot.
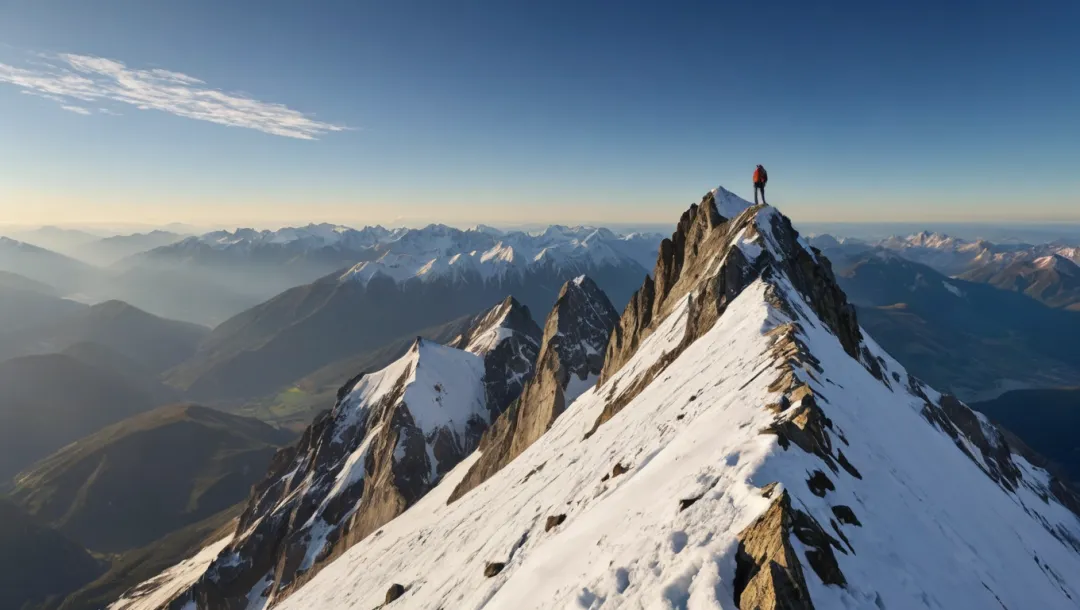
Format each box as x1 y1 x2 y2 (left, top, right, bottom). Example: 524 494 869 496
60 105 91 115
0 53 347 139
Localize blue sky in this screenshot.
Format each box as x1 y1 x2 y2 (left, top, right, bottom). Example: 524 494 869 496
1 0 1077 228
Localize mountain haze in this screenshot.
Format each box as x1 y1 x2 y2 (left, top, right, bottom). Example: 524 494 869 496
961 254 1080 310
11 404 293 552
821 249 1080 400
165 226 654 402
0 498 104 610
0 353 163 483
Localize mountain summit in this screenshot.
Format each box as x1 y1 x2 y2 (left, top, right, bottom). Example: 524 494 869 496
117 186 1080 610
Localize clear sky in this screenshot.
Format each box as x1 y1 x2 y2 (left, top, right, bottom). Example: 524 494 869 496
1 0 1077 229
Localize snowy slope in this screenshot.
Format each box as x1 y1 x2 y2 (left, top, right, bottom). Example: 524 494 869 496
270 194 1080 609
110 536 233 610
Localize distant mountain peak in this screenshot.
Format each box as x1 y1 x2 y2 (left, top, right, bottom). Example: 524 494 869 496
1035 253 1080 273
449 295 541 356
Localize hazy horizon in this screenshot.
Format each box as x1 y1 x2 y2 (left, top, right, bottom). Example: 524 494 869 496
9 217 1080 248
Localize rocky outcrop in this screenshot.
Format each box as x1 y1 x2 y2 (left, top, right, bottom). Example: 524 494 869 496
734 490 847 610
733 491 814 610
449 277 619 503
169 298 542 609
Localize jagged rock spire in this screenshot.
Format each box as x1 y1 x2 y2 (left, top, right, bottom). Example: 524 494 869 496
449 276 619 502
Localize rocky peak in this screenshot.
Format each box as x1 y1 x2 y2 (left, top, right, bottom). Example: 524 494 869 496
1034 254 1080 274
448 276 619 502
595 189 862 433
544 276 621 385
450 296 544 419
449 295 541 357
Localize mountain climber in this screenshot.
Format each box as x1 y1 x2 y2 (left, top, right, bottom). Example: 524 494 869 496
753 164 768 205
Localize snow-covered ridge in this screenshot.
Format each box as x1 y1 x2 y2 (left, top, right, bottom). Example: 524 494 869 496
1034 254 1080 275
341 339 487 452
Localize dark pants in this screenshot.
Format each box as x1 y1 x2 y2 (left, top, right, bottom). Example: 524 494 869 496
754 182 766 205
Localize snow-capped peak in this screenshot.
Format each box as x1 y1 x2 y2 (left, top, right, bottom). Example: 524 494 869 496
710 185 755 219
450 296 542 357
470 224 506 237
1034 253 1079 274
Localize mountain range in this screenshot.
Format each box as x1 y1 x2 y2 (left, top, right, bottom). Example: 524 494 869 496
162 225 656 404
811 231 1080 310
157 279 612 609
803 239 1080 401
961 254 1080 310
111 187 1080 610
3 222 661 328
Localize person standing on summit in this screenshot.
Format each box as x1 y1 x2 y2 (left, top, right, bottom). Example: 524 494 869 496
753 164 768 205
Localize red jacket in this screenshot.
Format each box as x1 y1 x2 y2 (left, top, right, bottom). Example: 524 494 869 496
753 166 768 184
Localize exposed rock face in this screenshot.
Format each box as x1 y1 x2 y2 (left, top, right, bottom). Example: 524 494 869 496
734 489 847 610
592 188 863 432
168 298 542 609
733 491 814 610
448 276 619 503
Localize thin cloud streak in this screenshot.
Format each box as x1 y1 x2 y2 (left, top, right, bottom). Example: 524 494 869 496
0 53 347 139
60 105 92 115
